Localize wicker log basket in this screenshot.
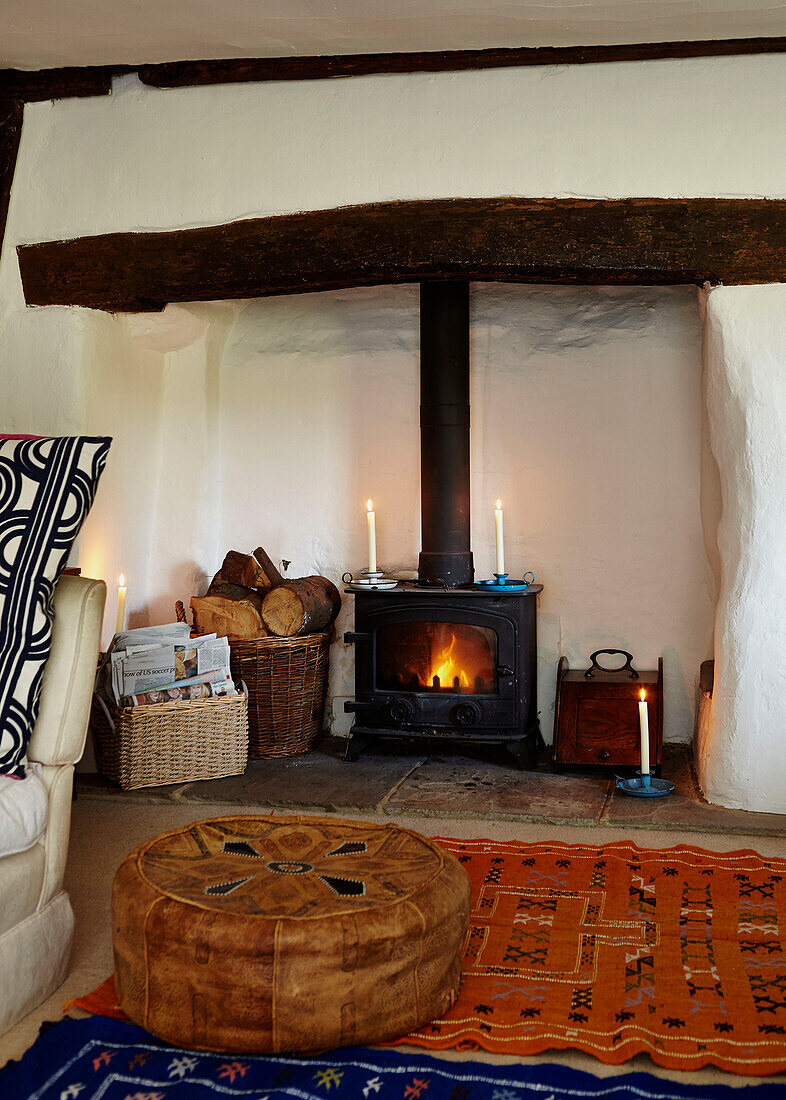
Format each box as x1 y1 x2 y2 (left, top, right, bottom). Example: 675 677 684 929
91 692 249 790
229 633 330 757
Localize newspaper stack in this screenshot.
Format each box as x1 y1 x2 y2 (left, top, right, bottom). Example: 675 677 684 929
105 623 237 707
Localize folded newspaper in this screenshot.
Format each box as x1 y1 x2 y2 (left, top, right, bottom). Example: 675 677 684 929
126 681 234 706
100 623 237 707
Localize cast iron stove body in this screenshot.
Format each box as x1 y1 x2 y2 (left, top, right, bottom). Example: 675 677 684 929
345 581 543 766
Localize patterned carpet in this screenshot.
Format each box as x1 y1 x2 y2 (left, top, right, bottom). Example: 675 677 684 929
391 839 786 1074
74 838 786 1075
3 1015 786 1099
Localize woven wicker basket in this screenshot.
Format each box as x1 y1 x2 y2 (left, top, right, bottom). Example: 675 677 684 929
229 633 330 757
91 692 249 790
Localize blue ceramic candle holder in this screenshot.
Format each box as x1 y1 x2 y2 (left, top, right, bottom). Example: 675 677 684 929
615 772 675 797
475 572 536 592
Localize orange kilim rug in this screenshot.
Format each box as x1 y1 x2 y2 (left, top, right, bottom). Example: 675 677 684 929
388 839 786 1075
70 838 786 1075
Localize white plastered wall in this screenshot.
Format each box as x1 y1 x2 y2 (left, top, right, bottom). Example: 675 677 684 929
698 286 786 813
1 56 784 795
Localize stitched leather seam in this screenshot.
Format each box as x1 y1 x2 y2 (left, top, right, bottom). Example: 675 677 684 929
143 893 165 1027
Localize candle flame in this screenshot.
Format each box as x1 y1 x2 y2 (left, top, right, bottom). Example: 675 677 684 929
119 573 126 587
496 499 502 510
367 499 373 513
640 688 646 702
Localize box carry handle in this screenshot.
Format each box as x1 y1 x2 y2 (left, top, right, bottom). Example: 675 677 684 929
584 649 639 679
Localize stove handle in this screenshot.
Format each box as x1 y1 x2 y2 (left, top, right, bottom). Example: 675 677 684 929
344 631 371 644
344 700 373 712
496 664 515 677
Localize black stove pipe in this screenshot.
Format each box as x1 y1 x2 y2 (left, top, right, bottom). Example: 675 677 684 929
418 280 474 587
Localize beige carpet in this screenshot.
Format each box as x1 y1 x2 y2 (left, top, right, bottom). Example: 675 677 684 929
2 798 785 1089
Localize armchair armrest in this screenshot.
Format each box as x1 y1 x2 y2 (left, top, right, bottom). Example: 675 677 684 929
28 576 106 767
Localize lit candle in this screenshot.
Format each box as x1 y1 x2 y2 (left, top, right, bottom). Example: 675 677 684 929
366 500 377 573
494 499 505 575
115 573 127 634
638 688 650 779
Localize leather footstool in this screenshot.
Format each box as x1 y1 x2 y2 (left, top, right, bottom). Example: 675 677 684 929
112 814 470 1052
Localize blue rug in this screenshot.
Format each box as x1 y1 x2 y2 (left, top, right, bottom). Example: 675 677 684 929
1 1015 782 1099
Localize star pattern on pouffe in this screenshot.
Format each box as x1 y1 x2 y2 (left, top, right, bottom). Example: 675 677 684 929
140 818 443 917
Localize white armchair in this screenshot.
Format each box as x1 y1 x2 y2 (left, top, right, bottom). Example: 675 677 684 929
0 575 106 1035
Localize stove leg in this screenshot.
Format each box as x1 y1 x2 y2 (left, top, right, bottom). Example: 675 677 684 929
506 723 546 770
529 722 547 760
344 731 369 762
506 739 534 770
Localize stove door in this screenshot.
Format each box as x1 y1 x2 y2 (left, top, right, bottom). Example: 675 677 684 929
354 601 519 734
376 620 499 694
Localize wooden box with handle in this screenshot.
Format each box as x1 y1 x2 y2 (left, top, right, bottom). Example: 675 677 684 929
553 650 663 771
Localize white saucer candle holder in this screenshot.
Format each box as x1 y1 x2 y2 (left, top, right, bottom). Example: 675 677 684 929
342 569 398 592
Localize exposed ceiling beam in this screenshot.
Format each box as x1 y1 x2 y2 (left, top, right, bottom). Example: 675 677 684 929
17 197 786 313
137 37 786 89
2 35 786 101
0 98 23 261
0 67 120 102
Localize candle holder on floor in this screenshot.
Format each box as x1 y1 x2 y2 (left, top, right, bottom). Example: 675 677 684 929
616 772 675 797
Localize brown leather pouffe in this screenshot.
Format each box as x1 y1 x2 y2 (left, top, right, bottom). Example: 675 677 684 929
112 814 470 1052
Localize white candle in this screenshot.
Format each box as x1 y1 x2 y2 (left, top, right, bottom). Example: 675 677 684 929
115 573 127 634
494 500 505 575
366 500 377 573
638 688 650 777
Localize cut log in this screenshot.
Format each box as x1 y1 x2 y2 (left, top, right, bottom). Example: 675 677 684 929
207 582 261 602
209 550 274 593
252 545 284 588
208 547 283 594
261 576 340 637
190 594 267 641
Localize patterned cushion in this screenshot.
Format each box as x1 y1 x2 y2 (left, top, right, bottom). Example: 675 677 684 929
0 436 111 775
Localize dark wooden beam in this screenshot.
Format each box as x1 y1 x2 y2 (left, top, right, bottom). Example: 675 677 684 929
137 37 786 89
17 198 786 313
0 67 120 102
0 98 23 263
2 35 786 102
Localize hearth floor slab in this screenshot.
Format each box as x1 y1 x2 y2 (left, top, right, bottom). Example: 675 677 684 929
385 755 610 823
601 742 784 836
74 740 786 836
76 740 426 812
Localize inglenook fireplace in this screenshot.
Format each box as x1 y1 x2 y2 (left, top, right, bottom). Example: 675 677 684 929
344 280 543 766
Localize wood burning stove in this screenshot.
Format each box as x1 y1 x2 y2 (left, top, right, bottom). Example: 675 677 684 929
344 582 543 765
344 278 543 766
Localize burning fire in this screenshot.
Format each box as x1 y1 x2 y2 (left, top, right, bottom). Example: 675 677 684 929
377 621 496 694
431 631 471 690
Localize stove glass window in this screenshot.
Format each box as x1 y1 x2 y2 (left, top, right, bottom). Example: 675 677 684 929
376 621 498 694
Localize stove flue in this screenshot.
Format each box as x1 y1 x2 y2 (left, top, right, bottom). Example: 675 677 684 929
418 280 473 587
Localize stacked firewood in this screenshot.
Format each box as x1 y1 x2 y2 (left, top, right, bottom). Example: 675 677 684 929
189 547 340 641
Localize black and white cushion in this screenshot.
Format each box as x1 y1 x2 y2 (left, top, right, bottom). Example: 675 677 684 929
0 436 111 775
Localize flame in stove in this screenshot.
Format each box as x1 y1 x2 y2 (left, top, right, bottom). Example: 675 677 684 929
431 631 471 690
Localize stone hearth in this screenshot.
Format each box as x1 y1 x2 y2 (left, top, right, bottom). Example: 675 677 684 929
76 740 786 838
